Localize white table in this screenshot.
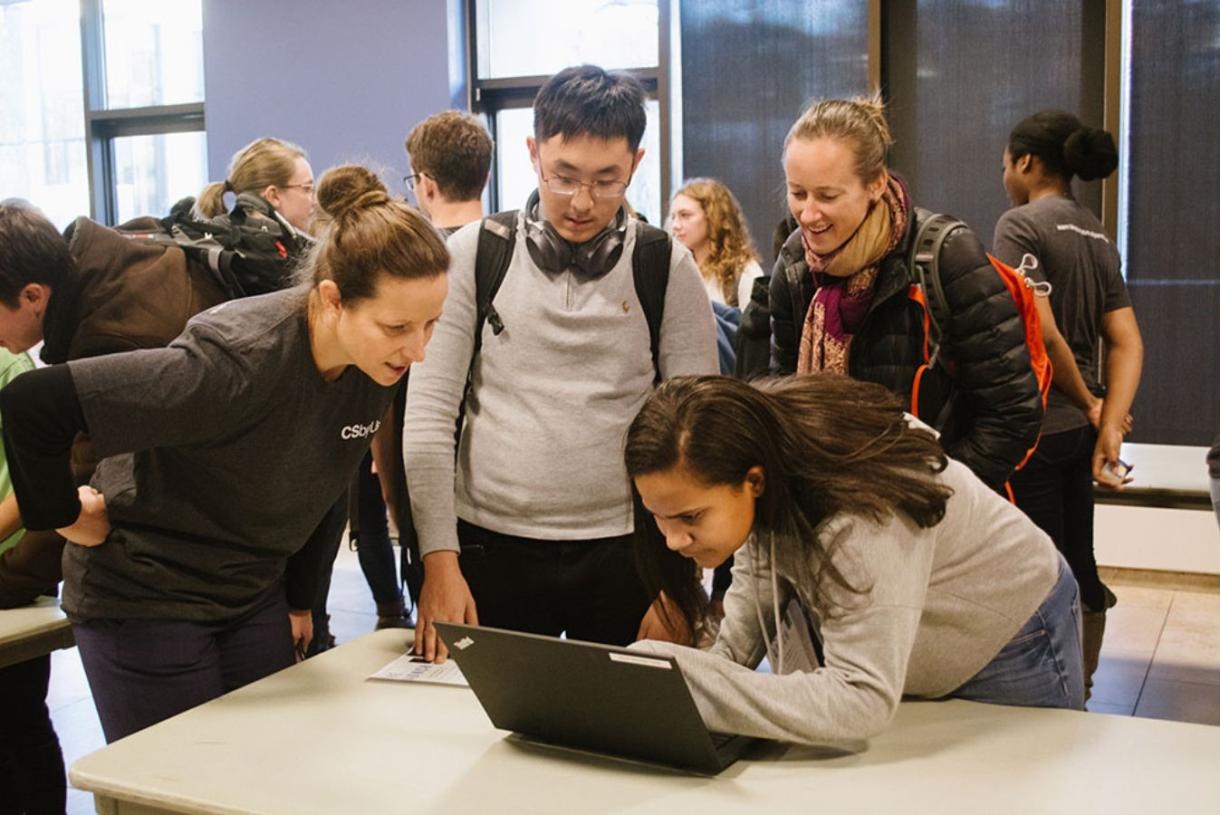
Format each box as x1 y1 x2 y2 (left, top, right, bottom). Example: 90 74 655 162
1095 442 1213 509
0 595 75 670
71 629 1220 814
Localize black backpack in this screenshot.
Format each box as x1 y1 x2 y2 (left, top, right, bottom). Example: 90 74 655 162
397 211 673 606
116 195 310 299
471 210 671 379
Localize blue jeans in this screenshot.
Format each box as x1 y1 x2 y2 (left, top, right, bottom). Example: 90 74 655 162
952 557 1085 711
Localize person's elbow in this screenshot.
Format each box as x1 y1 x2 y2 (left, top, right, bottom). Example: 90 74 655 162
785 677 900 746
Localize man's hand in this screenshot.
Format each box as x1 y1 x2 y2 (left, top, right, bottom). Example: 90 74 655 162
1093 425 1132 490
55 486 110 546
289 609 313 660
636 593 694 645
413 551 478 664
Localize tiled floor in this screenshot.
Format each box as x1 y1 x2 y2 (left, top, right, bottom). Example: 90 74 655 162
43 548 1220 814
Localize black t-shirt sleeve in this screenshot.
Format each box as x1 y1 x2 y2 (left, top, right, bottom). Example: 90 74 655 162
0 365 88 531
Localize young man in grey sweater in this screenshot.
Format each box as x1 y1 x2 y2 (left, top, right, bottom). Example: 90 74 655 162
404 65 718 661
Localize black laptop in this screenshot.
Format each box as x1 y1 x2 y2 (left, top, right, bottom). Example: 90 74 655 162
434 622 754 775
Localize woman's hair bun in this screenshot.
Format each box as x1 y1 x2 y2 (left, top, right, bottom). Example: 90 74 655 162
316 164 390 219
1063 126 1118 181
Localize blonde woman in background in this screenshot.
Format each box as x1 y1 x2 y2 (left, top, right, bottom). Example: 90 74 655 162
669 178 763 309
195 136 317 236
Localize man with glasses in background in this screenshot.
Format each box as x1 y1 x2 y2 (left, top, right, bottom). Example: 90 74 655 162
347 112 497 632
404 64 716 662
405 111 492 237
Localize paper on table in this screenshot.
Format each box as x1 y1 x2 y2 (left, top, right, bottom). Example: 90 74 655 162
369 652 468 687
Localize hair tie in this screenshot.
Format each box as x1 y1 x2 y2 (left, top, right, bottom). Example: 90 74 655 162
223 179 235 193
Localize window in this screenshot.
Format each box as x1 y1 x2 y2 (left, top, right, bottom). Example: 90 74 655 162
476 0 658 79
112 131 208 224
0 0 206 227
470 0 669 224
0 0 89 228
1118 0 1220 444
102 0 205 109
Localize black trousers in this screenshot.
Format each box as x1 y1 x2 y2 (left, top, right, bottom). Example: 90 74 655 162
1010 425 1109 612
457 521 651 646
73 590 294 744
0 655 66 815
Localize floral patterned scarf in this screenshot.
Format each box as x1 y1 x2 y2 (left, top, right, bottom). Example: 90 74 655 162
796 175 910 375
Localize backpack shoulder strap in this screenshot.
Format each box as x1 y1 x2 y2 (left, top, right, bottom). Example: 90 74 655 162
631 221 671 384
456 211 519 441
473 211 518 350
908 207 964 358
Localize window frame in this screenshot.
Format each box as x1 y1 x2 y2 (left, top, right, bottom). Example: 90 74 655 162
78 0 206 225
465 0 673 217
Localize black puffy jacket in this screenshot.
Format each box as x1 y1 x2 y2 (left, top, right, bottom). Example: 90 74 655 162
769 210 1043 490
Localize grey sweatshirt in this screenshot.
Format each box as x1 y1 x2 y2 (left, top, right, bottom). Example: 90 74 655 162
404 214 718 554
636 458 1061 746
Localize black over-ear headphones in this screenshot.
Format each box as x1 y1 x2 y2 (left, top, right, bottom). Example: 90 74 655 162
523 190 628 279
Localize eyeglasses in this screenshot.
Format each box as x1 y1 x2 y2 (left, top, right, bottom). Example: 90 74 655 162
282 183 314 196
403 172 429 192
539 172 629 200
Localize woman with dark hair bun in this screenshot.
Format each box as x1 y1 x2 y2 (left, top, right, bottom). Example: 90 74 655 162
625 374 1083 746
995 110 1144 701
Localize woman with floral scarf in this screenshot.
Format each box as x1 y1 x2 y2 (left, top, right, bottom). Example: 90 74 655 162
769 97 1042 492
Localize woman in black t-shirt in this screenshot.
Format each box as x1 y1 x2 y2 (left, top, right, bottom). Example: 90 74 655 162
994 110 1144 699
0 166 449 743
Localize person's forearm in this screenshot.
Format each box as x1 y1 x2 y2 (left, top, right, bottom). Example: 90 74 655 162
1037 299 1096 413
0 365 88 530
1100 342 1142 431
1047 333 1097 413
0 494 22 542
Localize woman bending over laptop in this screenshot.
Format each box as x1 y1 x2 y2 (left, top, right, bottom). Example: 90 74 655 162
0 166 448 743
625 374 1084 746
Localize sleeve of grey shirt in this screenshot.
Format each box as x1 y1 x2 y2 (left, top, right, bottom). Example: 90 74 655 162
402 221 481 557
68 323 255 459
706 540 777 668
658 243 720 378
1101 253 1132 312
635 517 928 746
992 210 1045 283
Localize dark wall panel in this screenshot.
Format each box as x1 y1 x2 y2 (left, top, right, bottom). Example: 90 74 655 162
884 0 1099 245
1124 0 1220 444
680 1 869 265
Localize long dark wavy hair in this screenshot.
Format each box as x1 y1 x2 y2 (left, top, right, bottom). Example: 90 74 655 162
624 374 953 632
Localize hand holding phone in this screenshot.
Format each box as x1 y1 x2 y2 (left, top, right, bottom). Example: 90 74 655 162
1107 459 1133 481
